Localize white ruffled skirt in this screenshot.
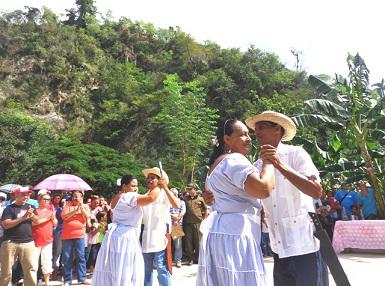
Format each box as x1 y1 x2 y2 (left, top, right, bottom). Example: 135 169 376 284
196 212 266 286
92 224 144 286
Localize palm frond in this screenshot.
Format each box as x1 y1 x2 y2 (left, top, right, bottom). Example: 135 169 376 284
308 75 338 97
304 99 350 119
369 117 385 130
348 53 370 90
372 79 385 99
292 114 344 129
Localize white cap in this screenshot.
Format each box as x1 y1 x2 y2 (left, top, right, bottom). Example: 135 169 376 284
37 189 51 196
0 192 7 199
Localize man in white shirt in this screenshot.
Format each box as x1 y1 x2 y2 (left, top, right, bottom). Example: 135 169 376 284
245 111 328 286
141 167 180 286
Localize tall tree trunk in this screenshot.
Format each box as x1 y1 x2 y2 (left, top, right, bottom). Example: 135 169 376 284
182 149 186 179
190 163 195 183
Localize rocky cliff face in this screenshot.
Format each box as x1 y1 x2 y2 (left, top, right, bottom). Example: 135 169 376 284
0 53 94 129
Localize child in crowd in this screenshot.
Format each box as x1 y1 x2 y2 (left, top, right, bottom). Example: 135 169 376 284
87 219 99 272
87 211 108 272
96 211 108 244
351 205 363 220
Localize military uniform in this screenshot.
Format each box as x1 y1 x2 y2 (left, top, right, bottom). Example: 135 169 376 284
183 195 206 264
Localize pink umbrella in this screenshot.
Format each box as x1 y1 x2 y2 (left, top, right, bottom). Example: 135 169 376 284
33 174 92 191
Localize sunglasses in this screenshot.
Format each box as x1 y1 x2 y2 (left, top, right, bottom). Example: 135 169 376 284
41 198 51 201
147 175 159 180
0 198 6 201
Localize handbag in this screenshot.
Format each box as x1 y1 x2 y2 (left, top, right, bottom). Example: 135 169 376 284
171 224 185 240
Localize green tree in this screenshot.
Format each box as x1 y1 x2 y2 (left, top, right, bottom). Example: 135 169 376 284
0 112 53 183
293 54 385 217
156 74 218 184
64 0 97 28
9 138 144 196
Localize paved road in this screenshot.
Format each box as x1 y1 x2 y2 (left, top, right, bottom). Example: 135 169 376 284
48 252 384 285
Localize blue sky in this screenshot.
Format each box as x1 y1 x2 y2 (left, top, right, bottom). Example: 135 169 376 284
2 0 384 83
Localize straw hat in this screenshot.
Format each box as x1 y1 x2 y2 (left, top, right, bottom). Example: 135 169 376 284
142 167 169 185
245 111 297 141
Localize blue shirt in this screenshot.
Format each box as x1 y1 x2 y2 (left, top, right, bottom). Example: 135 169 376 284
357 187 377 218
54 207 63 235
334 189 360 218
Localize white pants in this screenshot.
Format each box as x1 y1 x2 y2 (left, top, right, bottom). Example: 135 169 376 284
34 243 53 274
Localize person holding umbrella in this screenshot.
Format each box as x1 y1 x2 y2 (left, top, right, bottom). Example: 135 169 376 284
61 191 91 286
32 190 57 286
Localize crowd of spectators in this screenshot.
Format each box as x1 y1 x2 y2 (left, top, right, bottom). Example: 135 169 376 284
0 187 111 286
0 180 209 285
0 176 380 285
313 179 378 239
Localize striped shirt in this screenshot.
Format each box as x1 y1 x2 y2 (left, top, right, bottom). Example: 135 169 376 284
170 200 186 225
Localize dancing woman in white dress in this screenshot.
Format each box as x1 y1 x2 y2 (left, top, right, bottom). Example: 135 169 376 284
92 175 167 286
196 119 275 286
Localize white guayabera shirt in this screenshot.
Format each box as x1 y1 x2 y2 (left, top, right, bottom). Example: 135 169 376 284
255 142 320 258
141 190 171 253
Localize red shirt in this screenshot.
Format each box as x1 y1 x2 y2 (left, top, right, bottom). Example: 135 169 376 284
32 207 54 247
61 204 88 240
328 196 340 212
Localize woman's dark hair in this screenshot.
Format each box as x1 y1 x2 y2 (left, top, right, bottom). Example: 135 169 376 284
121 175 137 189
96 211 107 222
90 195 100 201
107 208 113 224
208 119 239 165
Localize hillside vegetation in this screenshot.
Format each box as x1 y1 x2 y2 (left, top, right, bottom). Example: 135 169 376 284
0 2 324 194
